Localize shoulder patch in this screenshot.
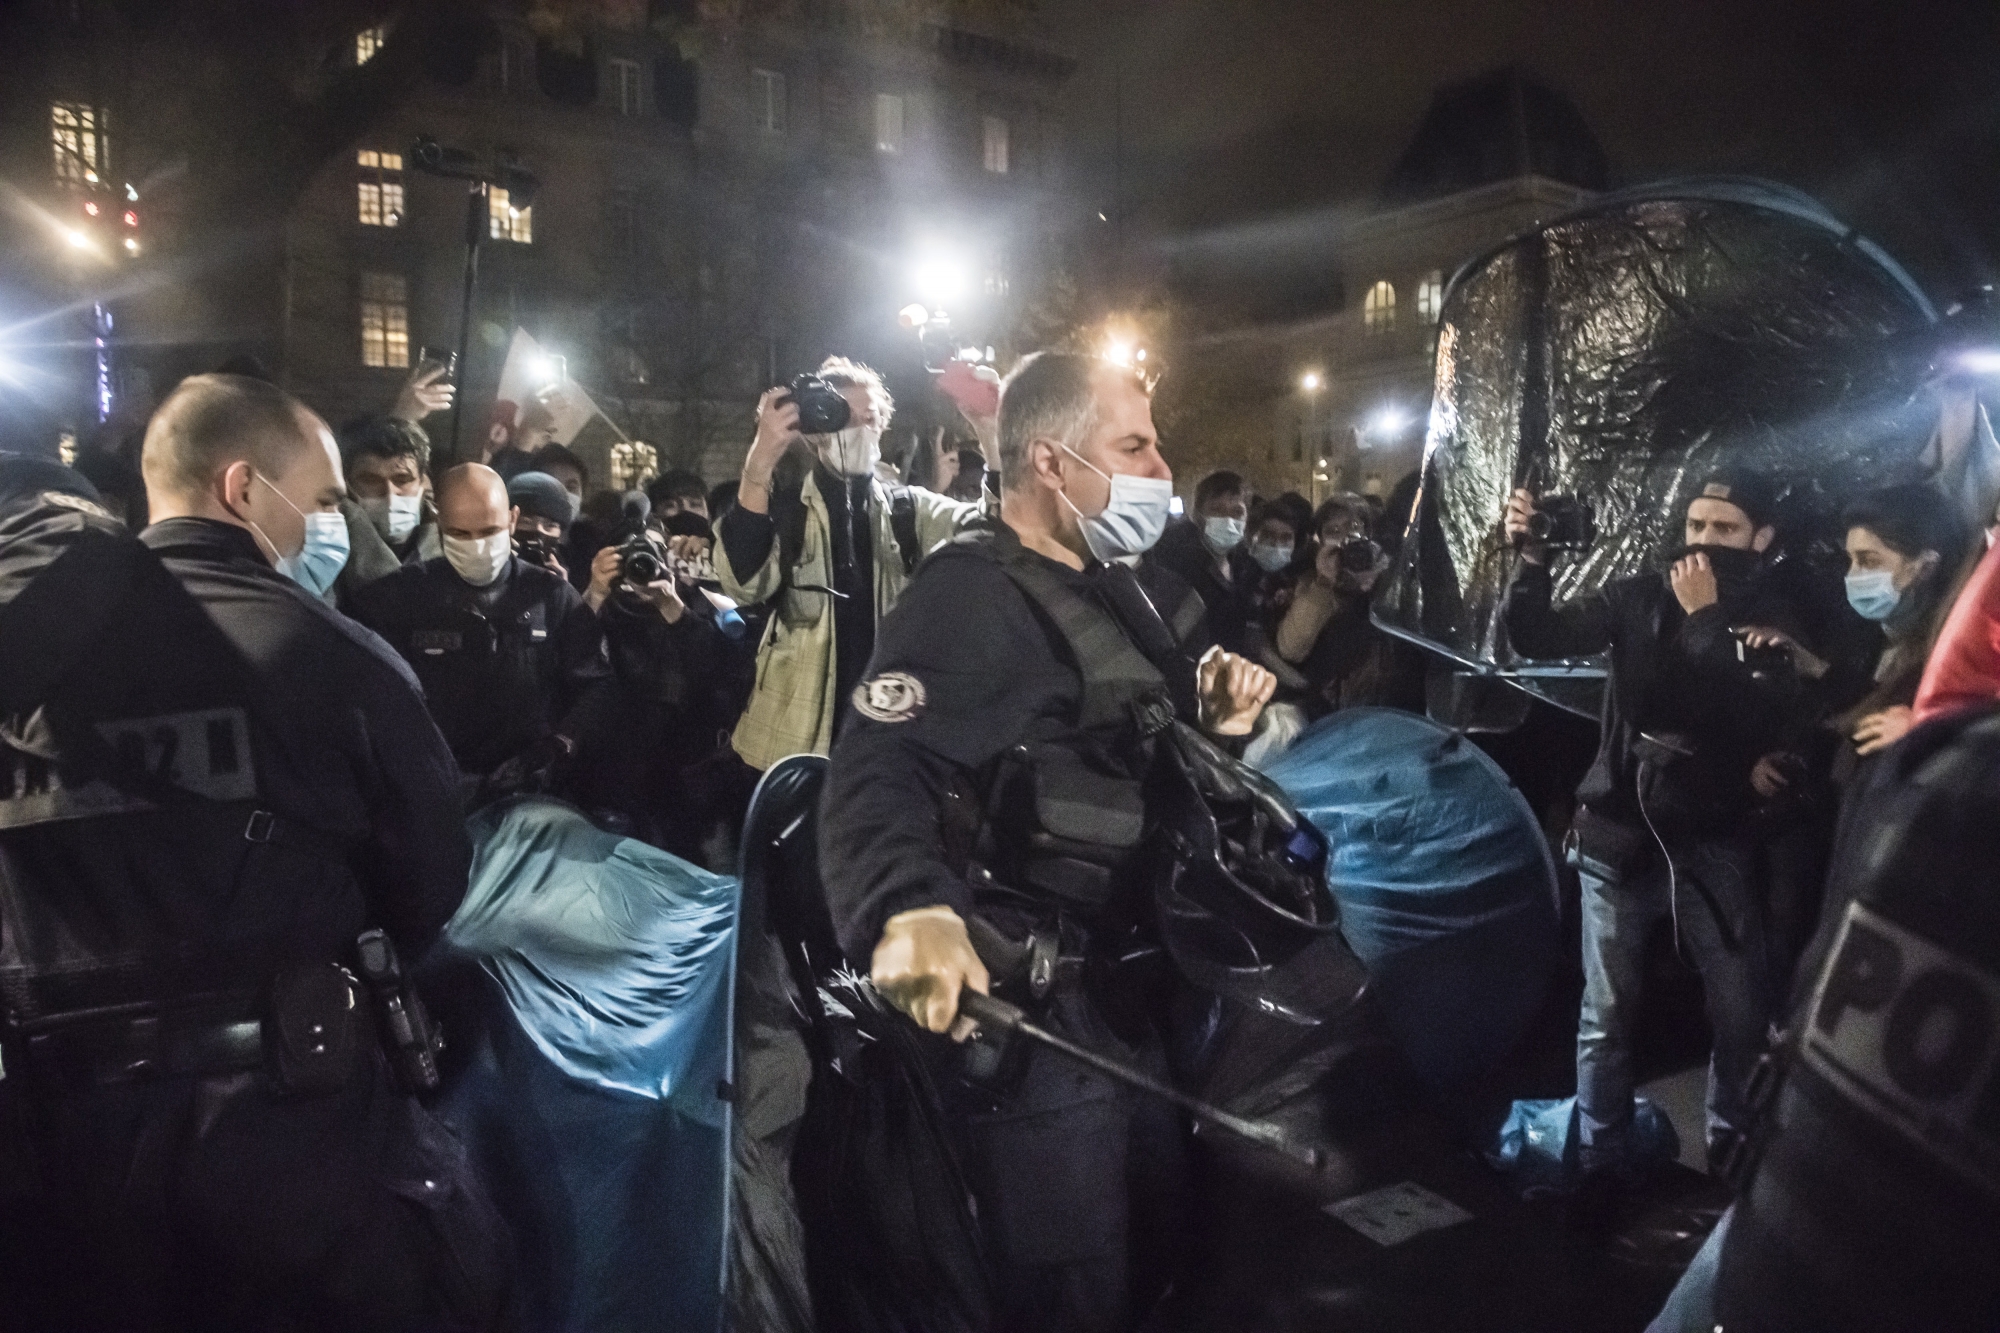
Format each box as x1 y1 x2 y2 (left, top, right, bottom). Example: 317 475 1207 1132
852 670 927 724
41 490 108 518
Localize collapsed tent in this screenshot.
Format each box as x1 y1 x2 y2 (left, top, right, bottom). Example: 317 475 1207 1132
435 797 739 1333
1374 177 1943 711
1261 708 1560 1099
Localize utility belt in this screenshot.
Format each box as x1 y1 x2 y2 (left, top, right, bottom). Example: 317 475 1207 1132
4 930 442 1100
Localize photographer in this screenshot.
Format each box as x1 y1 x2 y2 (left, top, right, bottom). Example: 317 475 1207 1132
508 469 578 582
716 356 984 772
568 509 740 858
1503 471 1819 1189
1274 493 1421 716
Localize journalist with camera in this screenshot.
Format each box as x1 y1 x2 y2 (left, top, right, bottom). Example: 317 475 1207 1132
1503 470 1825 1192
715 356 984 775
561 498 742 857
352 464 609 800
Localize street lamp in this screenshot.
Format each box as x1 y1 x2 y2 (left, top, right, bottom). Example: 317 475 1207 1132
1300 371 1324 502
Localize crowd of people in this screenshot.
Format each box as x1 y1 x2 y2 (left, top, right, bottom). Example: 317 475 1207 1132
4 339 2000 1332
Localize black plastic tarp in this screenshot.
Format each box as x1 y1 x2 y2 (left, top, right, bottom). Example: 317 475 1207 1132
1375 177 1940 686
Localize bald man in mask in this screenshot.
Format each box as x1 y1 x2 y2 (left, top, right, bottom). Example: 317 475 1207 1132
352 463 608 796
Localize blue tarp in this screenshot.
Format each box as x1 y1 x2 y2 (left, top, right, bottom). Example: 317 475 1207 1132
437 797 739 1332
1262 708 1560 1096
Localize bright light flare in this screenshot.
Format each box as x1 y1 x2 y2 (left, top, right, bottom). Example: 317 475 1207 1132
1958 349 2000 376
912 256 969 303
123 237 140 255
1300 372 1322 392
1369 406 1410 436
64 228 92 250
1104 341 1135 368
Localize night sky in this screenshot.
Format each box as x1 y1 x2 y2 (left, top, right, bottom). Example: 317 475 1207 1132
1045 0 2000 297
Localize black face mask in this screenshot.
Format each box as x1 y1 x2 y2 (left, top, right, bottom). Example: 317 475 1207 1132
1667 543 1763 594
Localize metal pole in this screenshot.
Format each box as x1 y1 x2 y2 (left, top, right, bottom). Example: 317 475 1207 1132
957 990 1324 1172
450 181 486 463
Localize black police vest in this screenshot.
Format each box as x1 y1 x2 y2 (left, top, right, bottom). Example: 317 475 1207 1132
1713 706 2000 1331
0 512 345 1019
947 531 1178 916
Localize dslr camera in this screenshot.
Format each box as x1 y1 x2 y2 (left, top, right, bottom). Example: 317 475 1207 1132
616 529 670 589
514 532 561 570
780 374 852 436
1524 494 1597 550
1337 536 1384 573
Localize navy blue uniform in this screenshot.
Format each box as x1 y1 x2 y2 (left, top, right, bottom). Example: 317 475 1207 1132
351 555 608 780
820 525 1204 1333
0 508 510 1331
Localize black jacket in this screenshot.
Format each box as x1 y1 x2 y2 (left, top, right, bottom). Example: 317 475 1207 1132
351 554 609 777
818 525 1207 962
0 514 470 1015
1152 518 1256 658
1504 555 1814 838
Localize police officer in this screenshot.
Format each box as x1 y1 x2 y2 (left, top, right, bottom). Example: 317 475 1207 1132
0 376 510 1329
818 352 1277 1333
352 462 608 793
1646 704 2000 1332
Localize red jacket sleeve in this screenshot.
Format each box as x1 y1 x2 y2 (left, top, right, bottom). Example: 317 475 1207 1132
1915 539 2000 724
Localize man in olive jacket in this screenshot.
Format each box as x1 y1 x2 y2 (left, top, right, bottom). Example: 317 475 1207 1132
715 357 982 771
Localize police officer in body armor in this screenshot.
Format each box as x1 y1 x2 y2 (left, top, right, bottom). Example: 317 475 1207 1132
1646 705 2000 1332
351 463 608 796
819 352 1278 1332
0 378 510 1329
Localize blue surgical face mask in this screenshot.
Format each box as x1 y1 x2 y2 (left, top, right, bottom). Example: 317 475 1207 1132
1057 444 1174 562
1201 515 1246 556
1250 540 1293 573
249 471 349 598
1845 568 1901 622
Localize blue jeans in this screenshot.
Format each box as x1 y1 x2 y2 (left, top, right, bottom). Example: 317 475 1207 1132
1574 836 1771 1168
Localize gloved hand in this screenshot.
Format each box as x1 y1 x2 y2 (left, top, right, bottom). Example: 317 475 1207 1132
871 905 990 1043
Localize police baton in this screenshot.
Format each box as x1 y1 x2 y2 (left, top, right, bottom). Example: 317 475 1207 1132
955 989 1326 1173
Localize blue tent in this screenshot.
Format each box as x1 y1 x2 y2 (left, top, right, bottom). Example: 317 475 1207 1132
1262 708 1560 1097
436 797 739 1332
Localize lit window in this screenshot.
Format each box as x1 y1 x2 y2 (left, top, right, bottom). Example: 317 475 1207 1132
1417 270 1443 323
51 102 109 188
752 69 786 135
356 25 386 64
875 93 904 154
489 186 533 243
359 273 409 368
610 441 660 492
983 116 1010 174
1363 280 1396 333
610 58 642 116
356 149 404 227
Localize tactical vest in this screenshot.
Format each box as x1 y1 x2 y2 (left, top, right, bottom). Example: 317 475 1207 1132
1713 706 2000 1331
949 530 1351 1021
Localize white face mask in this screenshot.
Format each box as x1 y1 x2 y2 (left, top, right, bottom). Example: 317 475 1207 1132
442 532 513 587
813 425 882 478
1057 443 1174 563
362 493 424 543
1201 515 1246 556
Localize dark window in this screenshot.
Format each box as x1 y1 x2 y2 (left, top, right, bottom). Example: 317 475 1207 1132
655 53 698 128
537 38 598 106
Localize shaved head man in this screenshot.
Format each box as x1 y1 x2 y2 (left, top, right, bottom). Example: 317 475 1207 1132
142 373 350 595
351 461 608 781
2 375 514 1324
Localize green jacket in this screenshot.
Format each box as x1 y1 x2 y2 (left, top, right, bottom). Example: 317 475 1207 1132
717 471 977 769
